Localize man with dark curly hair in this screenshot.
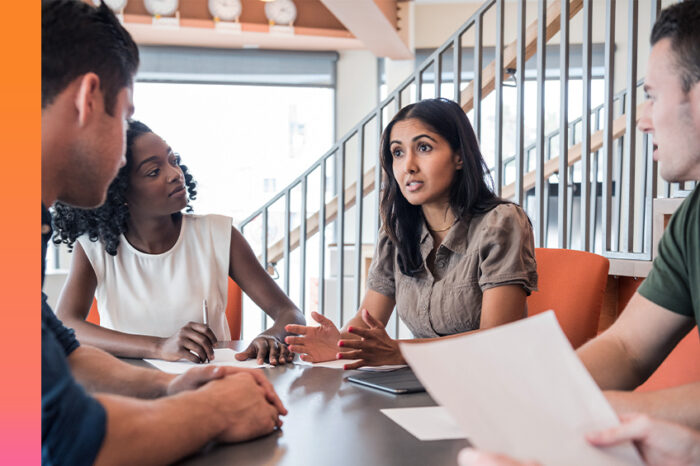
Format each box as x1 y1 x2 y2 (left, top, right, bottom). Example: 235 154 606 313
41 1 286 464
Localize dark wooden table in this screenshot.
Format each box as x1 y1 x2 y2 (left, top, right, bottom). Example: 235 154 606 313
136 341 470 465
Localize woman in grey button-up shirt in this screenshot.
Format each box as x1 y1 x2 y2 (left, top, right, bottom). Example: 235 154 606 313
286 98 537 368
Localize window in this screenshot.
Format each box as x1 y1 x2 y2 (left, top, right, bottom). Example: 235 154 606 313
132 82 334 224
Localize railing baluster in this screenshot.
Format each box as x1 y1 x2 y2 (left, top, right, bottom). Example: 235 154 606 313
534 0 546 247
494 0 504 197
337 144 346 326
354 128 365 312
649 0 661 205
580 0 592 251
319 158 327 316
558 0 569 248
453 37 462 104
299 176 307 312
623 0 638 253
602 0 615 254
544 135 552 246
435 54 442 99
613 95 625 252
416 68 423 101
375 107 383 233
473 13 483 142
261 208 269 330
514 0 525 205
283 189 291 294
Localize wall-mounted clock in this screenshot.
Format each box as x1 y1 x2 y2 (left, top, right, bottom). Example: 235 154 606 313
265 0 297 27
208 0 242 22
92 0 128 13
144 0 179 17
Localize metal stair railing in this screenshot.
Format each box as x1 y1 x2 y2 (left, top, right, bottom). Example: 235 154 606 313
239 0 689 332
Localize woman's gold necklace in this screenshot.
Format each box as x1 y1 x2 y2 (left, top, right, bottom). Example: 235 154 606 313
427 219 456 232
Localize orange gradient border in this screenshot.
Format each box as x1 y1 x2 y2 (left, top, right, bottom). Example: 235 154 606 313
0 0 40 463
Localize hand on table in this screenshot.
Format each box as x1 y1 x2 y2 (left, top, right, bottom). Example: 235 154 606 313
156 322 217 363
285 311 342 363
586 413 700 466
203 371 287 443
235 334 292 366
167 365 287 414
337 309 404 370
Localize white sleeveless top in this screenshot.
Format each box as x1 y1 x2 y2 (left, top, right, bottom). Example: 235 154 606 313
78 214 232 340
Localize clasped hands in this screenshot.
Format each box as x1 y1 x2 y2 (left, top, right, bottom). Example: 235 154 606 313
285 309 404 369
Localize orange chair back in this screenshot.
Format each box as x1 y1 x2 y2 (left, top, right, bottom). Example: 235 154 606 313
636 327 700 391
528 248 610 348
86 278 243 339
226 278 242 340
86 299 100 325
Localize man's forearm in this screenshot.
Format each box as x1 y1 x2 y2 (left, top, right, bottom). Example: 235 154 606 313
69 345 174 398
606 382 700 430
94 390 224 466
577 334 648 390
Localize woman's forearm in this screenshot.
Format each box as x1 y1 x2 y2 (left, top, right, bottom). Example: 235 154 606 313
63 317 164 359
264 306 305 338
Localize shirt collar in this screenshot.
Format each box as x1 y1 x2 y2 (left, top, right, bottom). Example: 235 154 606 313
418 216 471 256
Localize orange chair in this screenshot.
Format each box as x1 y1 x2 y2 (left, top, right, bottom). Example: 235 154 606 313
527 248 610 349
636 329 700 391
609 281 700 392
86 278 243 339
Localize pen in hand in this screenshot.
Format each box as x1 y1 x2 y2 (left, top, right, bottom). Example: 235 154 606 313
202 299 210 363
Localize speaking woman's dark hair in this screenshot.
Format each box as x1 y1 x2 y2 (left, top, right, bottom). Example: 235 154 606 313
52 120 197 256
379 98 506 276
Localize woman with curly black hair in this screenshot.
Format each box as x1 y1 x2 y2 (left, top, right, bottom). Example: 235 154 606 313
53 120 305 365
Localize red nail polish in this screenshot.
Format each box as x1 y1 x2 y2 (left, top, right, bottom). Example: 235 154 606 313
348 326 353 332
338 341 344 347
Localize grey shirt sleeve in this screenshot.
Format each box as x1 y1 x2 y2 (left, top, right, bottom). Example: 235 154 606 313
366 229 397 298
477 204 538 294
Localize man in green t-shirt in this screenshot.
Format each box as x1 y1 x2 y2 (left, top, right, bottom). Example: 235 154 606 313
578 1 700 430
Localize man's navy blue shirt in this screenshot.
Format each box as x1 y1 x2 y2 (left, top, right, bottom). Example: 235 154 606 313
42 205 106 465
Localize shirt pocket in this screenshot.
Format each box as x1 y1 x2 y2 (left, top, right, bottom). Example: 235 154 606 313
432 282 482 335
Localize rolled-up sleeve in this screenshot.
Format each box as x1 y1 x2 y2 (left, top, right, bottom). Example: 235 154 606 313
42 299 106 466
477 204 538 294
366 229 397 298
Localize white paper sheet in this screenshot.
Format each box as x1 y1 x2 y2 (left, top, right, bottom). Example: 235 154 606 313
400 311 644 465
294 358 359 369
381 406 467 441
145 348 270 374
